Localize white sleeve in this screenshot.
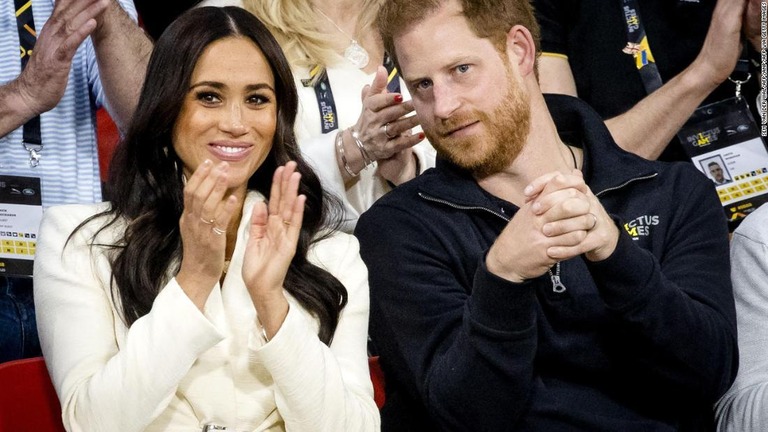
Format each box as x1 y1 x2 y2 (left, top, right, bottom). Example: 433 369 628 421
715 209 768 431
248 233 380 431
33 206 224 432
413 138 437 173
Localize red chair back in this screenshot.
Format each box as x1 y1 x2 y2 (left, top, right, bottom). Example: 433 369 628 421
96 107 120 183
0 357 65 432
368 356 386 409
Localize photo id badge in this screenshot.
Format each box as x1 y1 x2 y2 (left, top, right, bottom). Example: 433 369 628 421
677 96 768 231
0 175 42 278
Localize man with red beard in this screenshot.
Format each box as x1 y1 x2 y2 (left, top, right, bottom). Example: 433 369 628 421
354 0 737 430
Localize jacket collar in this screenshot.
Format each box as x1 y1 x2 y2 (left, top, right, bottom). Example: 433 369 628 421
417 94 659 206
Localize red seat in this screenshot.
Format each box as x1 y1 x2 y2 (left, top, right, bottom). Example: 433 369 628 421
96 107 120 183
0 357 65 432
368 356 386 409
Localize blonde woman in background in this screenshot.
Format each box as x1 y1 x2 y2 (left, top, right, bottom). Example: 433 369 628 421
200 0 435 232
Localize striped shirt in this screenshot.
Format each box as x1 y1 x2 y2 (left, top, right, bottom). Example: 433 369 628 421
0 0 138 208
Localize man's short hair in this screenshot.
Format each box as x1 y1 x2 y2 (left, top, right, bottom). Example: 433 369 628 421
377 0 541 69
708 161 721 169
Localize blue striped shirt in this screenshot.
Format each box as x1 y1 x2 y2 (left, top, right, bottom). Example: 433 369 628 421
0 0 138 208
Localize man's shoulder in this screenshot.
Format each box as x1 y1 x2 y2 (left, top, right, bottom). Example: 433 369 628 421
357 167 449 231
371 168 442 208
656 159 714 190
733 203 768 242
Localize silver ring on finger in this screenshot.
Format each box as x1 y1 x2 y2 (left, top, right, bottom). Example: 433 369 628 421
200 217 215 225
383 122 397 139
588 213 598 230
212 226 226 236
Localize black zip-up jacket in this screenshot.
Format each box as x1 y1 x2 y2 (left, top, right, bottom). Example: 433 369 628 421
355 95 737 431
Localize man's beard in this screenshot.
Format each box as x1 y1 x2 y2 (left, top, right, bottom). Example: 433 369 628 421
424 74 531 178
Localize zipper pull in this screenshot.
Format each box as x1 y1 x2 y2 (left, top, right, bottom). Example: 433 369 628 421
550 274 566 293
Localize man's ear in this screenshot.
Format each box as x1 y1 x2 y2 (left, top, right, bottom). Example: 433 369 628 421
505 25 536 77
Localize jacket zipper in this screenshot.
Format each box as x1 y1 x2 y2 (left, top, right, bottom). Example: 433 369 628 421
418 171 659 220
594 173 658 197
418 171 657 294
419 192 570 293
418 192 510 222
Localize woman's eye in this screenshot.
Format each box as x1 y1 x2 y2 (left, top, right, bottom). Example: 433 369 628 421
196 92 221 104
248 94 270 105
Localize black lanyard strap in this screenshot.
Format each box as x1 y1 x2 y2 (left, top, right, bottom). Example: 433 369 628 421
15 0 42 165
303 53 402 134
620 0 664 94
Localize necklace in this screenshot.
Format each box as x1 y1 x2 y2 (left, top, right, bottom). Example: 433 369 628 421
566 144 577 169
315 8 369 69
546 145 578 293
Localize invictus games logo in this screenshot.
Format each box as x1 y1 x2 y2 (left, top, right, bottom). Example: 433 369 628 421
623 6 639 32
623 214 659 239
684 127 721 147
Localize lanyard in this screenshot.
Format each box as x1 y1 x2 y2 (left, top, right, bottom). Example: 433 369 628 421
620 0 664 94
303 53 401 134
621 0 750 97
14 0 43 167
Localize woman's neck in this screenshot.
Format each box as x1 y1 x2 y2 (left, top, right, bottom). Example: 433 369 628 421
312 0 383 73
312 0 362 23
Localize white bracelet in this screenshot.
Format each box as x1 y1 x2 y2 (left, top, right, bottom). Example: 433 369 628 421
336 130 358 177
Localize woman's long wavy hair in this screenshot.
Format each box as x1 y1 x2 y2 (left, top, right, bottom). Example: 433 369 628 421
78 6 347 344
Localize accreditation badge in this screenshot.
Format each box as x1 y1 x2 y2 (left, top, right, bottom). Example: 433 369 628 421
0 175 42 277
677 96 768 231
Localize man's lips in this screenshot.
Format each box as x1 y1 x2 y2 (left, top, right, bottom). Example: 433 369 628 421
443 120 479 137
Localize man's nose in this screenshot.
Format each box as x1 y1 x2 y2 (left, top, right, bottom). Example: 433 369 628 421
433 83 460 119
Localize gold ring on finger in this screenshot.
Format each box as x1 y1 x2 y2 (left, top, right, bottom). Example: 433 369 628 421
283 220 291 226
200 217 215 225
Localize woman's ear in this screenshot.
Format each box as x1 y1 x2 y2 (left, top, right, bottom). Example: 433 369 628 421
505 25 537 77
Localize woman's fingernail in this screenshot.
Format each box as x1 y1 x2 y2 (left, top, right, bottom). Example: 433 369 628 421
418 132 425 140
394 94 403 103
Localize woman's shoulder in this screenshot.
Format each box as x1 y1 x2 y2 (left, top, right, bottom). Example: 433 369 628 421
43 202 112 225
308 230 362 270
41 202 121 242
310 230 360 257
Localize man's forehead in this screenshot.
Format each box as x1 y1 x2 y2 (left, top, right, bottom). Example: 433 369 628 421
392 5 478 77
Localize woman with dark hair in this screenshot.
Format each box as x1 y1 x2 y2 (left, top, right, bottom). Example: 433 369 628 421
33 7 379 431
